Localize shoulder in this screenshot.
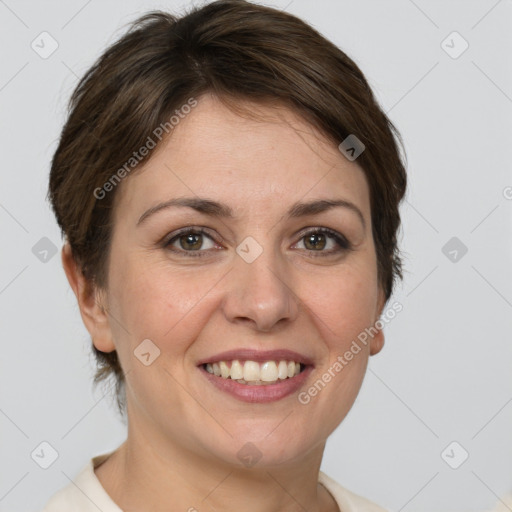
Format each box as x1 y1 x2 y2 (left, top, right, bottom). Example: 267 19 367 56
42 483 86 511
41 465 94 512
41 452 121 512
318 470 388 512
485 492 512 512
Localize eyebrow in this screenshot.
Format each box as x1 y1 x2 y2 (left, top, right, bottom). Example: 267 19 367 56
137 197 366 230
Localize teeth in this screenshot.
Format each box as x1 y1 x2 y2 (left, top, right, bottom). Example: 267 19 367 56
219 361 230 379
243 361 260 381
230 360 244 380
278 361 288 379
260 361 278 382
204 359 304 383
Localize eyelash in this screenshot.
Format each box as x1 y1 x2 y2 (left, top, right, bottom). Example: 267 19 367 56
162 226 352 258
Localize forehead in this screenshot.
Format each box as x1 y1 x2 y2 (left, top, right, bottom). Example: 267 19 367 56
114 93 370 220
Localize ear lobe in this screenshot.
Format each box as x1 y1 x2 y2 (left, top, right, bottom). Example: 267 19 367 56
369 328 384 356
61 243 116 353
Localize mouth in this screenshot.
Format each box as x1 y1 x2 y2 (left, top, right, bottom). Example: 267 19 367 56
199 360 309 385
196 349 315 403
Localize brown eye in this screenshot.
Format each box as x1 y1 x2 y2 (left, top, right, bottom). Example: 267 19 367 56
164 228 220 258
303 232 327 251
177 232 204 251
294 228 351 257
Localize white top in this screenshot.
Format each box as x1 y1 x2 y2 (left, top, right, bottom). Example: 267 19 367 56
42 451 388 512
485 494 512 512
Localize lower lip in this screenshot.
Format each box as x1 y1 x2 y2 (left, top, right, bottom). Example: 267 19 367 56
199 365 314 403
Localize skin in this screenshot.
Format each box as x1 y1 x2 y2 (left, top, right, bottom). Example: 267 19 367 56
62 92 386 512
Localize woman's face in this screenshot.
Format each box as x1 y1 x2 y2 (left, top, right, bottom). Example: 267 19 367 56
96 93 385 467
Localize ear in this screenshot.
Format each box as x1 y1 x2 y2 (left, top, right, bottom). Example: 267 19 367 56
369 287 386 356
61 243 116 353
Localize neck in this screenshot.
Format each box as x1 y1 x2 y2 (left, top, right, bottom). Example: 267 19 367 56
95 418 338 512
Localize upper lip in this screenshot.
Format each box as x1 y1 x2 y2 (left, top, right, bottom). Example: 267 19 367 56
196 348 315 367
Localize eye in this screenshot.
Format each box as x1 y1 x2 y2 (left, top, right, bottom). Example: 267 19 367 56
293 227 351 257
163 228 221 257
162 226 351 258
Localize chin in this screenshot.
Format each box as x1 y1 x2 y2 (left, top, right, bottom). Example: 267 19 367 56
205 428 318 469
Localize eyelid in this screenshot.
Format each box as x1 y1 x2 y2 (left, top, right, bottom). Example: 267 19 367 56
294 226 349 243
292 226 352 253
162 225 352 257
161 226 221 250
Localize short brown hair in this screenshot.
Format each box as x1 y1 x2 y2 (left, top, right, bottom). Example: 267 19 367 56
48 0 407 418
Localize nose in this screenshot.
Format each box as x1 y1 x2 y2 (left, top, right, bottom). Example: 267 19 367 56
221 245 300 332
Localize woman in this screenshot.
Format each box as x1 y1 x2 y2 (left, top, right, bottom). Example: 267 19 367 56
43 1 407 510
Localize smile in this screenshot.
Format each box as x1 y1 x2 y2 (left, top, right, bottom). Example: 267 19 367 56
198 360 314 403
202 359 305 385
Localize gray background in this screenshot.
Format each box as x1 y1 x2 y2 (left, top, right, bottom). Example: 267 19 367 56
1 0 511 511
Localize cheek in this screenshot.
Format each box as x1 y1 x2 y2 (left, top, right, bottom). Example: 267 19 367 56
104 258 204 407
297 263 378 424
305 264 379 345
107 254 219 357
